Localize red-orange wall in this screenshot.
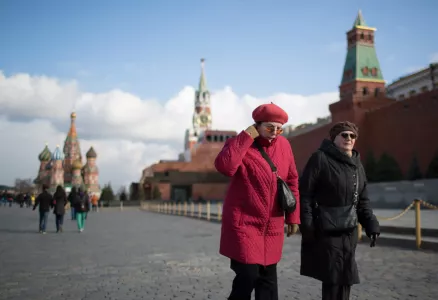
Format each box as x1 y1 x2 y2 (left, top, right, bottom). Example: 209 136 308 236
290 89 438 177
359 89 438 175
289 123 332 174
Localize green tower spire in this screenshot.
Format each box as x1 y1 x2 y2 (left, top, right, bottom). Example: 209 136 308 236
352 10 367 28
341 11 384 86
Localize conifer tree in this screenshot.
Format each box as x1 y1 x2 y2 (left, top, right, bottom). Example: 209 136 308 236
407 155 422 180
375 153 403 182
425 151 438 179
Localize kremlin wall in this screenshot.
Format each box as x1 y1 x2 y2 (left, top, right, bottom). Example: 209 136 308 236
138 11 438 202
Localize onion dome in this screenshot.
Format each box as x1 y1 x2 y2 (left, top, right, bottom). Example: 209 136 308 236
38 144 51 162
51 145 65 161
72 160 83 170
86 146 97 158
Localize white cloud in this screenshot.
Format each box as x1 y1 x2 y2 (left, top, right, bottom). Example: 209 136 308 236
0 70 336 189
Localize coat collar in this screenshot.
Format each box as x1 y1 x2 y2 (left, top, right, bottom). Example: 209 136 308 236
319 139 360 167
255 136 278 147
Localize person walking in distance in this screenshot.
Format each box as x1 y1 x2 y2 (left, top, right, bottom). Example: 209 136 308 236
74 187 90 232
33 184 53 234
68 187 77 220
215 103 300 300
52 185 68 233
299 121 380 300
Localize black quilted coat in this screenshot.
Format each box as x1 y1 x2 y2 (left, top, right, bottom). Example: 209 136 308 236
299 139 380 285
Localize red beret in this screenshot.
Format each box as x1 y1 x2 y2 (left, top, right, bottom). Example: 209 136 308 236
252 103 288 124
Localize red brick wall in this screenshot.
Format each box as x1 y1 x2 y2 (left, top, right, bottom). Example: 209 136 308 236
192 183 229 200
288 123 332 174
359 90 438 175
289 90 438 177
156 183 171 201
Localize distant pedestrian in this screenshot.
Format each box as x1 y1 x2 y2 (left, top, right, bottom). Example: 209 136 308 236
68 187 77 220
91 193 99 212
33 184 53 234
74 187 90 233
299 121 380 300
52 185 68 233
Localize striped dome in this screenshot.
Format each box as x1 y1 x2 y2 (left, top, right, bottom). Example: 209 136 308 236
38 144 51 162
51 145 64 161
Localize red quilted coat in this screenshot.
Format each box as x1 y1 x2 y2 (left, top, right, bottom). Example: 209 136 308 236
214 130 300 266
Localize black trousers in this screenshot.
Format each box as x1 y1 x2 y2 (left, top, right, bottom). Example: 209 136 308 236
228 259 278 300
322 283 351 300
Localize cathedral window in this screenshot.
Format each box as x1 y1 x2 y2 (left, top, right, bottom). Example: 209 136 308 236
360 33 364 40
362 87 369 95
371 68 378 76
361 67 369 76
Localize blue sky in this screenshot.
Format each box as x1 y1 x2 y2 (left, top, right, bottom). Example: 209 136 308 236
1 0 437 101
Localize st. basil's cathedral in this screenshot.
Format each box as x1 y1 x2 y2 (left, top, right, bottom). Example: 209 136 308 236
35 112 100 195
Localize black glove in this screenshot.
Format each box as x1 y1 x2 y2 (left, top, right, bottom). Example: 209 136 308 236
369 232 379 247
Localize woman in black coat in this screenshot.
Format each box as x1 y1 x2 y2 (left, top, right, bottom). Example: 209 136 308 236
299 121 380 300
52 185 68 233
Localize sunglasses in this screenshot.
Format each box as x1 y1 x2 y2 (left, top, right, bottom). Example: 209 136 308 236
340 133 357 139
264 125 283 135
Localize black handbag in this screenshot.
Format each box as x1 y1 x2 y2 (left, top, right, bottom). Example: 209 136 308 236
254 142 297 213
316 171 359 232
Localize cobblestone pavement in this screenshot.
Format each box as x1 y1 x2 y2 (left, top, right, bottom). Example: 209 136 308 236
0 206 437 300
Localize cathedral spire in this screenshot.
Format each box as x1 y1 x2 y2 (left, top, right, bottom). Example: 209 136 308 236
68 112 77 138
63 111 82 184
198 58 208 92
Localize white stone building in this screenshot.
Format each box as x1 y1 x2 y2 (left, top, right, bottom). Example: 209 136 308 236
386 63 438 100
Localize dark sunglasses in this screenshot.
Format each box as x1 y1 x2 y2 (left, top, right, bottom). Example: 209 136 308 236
340 133 357 139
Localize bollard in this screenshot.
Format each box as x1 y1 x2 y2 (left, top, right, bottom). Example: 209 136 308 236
120 201 123 211
178 202 181 215
198 202 202 219
207 201 211 221
191 202 195 217
184 202 187 216
217 202 222 221
165 203 168 214
414 199 422 249
357 223 362 241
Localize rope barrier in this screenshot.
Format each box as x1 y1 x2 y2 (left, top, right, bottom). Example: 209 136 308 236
143 198 438 250
375 201 415 221
374 199 438 221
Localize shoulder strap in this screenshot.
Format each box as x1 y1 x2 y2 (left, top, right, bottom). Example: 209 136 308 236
353 170 359 206
254 141 277 173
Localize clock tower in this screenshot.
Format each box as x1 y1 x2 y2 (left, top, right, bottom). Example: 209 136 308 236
184 58 212 151
193 58 212 133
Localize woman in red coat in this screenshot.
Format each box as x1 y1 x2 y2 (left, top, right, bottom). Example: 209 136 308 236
215 103 300 300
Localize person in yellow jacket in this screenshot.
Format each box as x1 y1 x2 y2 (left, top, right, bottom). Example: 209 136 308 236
31 194 36 206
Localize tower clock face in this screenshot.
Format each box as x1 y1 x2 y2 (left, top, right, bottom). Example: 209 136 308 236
200 114 210 124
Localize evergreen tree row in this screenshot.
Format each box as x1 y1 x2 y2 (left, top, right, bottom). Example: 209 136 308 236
364 150 438 182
